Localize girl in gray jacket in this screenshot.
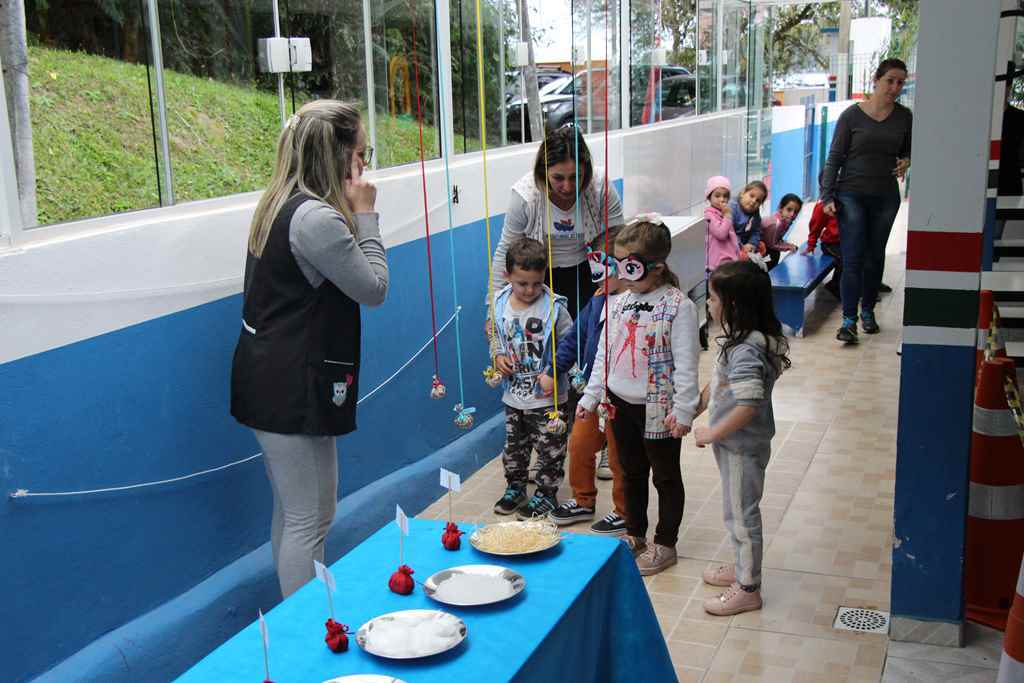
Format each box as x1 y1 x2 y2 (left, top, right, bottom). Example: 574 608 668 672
695 260 790 616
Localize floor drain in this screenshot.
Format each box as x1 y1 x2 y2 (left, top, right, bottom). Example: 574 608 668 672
833 606 890 634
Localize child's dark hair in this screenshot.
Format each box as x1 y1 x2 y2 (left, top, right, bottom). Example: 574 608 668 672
535 125 593 192
506 237 548 274
616 220 679 288
742 180 768 199
709 260 791 372
778 193 802 212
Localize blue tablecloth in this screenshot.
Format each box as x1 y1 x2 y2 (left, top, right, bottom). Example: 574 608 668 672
178 518 676 682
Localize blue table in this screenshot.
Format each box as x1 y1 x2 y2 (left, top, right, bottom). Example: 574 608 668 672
178 518 676 682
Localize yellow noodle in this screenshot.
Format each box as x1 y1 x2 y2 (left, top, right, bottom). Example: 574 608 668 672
471 521 560 553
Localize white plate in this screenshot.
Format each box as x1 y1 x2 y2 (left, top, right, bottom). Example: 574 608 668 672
469 520 561 556
356 609 466 660
322 677 407 683
423 564 525 606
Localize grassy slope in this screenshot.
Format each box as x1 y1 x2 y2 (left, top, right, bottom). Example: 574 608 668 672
28 45 459 225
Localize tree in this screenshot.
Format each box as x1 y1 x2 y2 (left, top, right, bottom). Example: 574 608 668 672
519 0 542 140
1 0 38 226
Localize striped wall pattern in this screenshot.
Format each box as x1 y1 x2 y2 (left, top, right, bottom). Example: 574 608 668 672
893 0 1010 632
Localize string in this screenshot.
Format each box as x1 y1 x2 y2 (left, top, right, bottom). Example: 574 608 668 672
541 112 561 418
9 308 464 499
434 0 467 410
409 1 442 382
602 0 612 409
571 0 582 372
474 0 497 366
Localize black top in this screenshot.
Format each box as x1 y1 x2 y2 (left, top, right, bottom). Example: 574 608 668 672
820 102 913 202
231 193 362 436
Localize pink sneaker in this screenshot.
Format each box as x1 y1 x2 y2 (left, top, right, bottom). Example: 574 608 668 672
704 582 763 616
702 563 736 587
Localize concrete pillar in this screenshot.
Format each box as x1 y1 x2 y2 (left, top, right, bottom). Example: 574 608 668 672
893 0 1006 646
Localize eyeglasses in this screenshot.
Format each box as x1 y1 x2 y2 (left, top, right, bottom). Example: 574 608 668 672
586 247 661 283
358 146 374 166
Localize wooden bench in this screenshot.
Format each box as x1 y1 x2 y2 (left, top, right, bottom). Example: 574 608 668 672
769 243 836 335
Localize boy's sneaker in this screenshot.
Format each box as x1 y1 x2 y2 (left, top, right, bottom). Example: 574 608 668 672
837 317 859 344
622 535 648 558
702 563 736 587
591 512 627 535
516 490 557 520
596 447 613 480
550 499 595 526
704 582 763 616
493 485 527 515
861 311 880 334
636 543 677 576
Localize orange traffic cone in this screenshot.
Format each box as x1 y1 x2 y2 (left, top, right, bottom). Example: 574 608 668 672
965 357 1024 630
998 555 1024 682
977 290 1008 377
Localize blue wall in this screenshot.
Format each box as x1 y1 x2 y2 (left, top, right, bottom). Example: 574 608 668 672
1 216 507 682
770 110 840 206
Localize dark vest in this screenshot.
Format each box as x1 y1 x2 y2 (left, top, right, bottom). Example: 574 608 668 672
230 194 361 436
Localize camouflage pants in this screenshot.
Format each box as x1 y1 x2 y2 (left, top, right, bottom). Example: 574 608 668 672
503 406 567 494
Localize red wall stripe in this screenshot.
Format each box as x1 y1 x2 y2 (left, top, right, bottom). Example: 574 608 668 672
992 140 1002 160
906 231 983 272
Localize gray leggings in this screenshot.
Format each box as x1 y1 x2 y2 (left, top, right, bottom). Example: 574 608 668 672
254 429 338 598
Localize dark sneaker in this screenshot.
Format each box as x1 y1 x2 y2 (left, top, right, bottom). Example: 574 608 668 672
861 311 880 334
596 447 613 480
591 512 627 536
878 282 893 293
494 485 527 515
550 498 595 526
516 491 557 520
837 319 859 344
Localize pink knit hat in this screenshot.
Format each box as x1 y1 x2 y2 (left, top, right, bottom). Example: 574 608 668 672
705 175 731 199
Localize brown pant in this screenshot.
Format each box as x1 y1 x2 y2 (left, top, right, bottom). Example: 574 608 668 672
568 409 627 517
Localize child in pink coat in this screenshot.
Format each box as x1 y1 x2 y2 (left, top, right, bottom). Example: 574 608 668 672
705 176 740 272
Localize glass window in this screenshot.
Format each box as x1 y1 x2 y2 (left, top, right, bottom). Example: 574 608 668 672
697 0 717 114
721 0 749 110
571 0 622 135
20 0 162 225
629 0 696 126
157 0 281 203
451 0 514 151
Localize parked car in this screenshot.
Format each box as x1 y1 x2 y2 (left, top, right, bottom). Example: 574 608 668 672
630 72 696 124
506 69 614 141
504 68 572 103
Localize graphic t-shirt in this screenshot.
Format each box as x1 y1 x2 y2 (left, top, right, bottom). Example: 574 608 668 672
547 200 586 268
499 296 572 410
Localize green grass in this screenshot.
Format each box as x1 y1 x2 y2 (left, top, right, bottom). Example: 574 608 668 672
27 45 471 224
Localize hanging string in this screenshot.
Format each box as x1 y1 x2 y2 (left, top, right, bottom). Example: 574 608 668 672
474 0 501 387
571 0 583 373
599 0 615 422
10 308 465 499
541 112 566 435
434 1 473 428
409 2 446 400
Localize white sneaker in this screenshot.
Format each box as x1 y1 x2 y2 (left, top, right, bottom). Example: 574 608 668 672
596 447 612 480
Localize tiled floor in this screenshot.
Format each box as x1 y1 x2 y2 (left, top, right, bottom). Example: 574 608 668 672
417 206 1006 681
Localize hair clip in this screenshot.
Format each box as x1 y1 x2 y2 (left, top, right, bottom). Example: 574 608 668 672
626 212 668 228
286 114 300 131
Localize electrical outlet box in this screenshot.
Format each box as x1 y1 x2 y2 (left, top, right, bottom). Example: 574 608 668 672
258 37 312 73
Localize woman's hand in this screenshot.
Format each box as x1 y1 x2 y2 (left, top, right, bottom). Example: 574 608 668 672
823 201 837 217
893 157 911 178
345 156 377 213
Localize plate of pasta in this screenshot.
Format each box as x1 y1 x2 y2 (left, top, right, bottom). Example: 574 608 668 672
469 520 561 556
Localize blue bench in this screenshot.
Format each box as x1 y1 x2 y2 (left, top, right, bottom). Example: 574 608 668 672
769 243 836 335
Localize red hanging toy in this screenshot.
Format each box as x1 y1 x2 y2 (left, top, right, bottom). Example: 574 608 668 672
441 521 464 550
388 564 415 595
324 619 349 653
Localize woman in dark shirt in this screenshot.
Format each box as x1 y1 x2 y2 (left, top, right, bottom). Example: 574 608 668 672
820 58 912 343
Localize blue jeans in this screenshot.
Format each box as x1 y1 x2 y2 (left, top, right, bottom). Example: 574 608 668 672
836 191 901 319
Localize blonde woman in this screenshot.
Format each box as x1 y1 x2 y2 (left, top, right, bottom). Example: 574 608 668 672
230 101 388 598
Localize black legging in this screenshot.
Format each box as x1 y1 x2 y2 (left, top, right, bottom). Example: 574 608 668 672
548 260 593 319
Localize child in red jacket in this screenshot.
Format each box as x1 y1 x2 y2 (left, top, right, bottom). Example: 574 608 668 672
804 199 841 299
